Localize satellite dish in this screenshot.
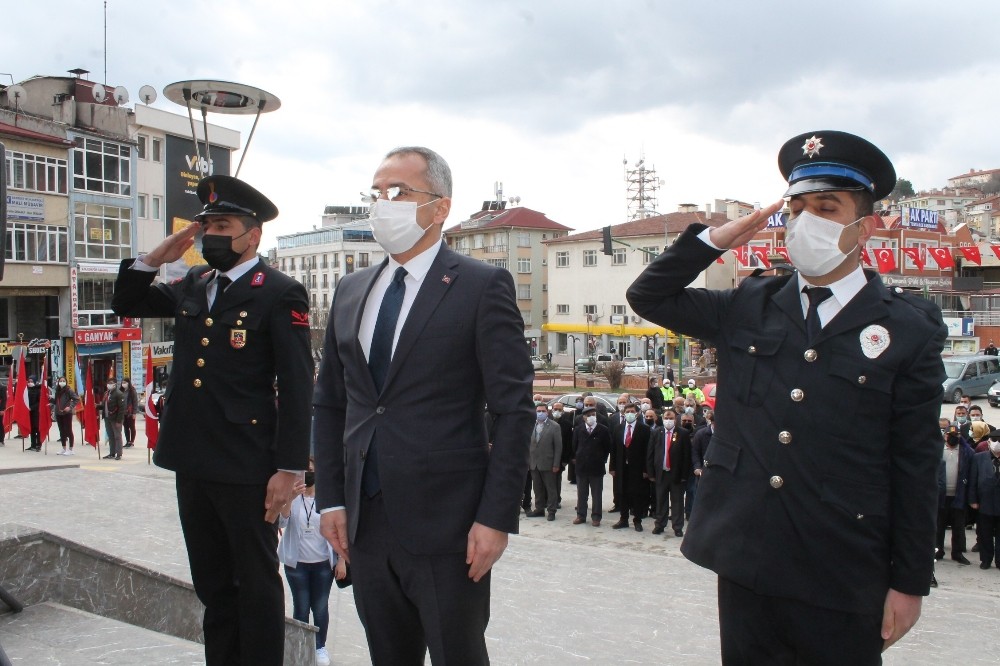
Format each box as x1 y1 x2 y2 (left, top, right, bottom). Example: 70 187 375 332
113 86 129 105
138 84 157 105
7 84 27 102
91 85 107 103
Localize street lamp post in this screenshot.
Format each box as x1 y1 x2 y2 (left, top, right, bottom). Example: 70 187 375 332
652 333 660 379
640 334 650 384
568 335 578 389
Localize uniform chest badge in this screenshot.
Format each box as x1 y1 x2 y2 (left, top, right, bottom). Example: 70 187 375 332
231 329 247 349
860 325 890 359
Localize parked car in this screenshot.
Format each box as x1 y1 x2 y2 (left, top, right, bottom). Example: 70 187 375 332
942 354 1000 403
701 382 717 410
622 359 659 375
530 355 546 370
575 353 614 373
546 393 620 417
987 380 1000 408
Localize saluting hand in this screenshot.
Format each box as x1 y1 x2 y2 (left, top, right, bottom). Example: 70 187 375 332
141 223 200 268
708 200 785 250
466 522 508 583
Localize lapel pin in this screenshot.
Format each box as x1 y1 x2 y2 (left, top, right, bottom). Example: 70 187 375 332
251 272 266 287
441 275 452 284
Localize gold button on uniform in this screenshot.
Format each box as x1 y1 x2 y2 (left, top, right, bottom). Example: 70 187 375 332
857 376 867 384
196 358 205 367
790 389 804 402
770 476 784 489
193 379 202 388
804 349 818 362
778 431 792 444
748 345 757 354
201 338 210 346
236 320 243 325
240 311 248 317
251 419 258 425
205 317 214 327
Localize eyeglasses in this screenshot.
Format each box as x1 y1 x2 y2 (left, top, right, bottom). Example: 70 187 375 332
361 186 443 204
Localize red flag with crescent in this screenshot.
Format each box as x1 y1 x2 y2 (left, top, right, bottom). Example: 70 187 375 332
902 247 924 271
872 248 896 273
145 346 159 450
927 247 954 269
959 246 981 265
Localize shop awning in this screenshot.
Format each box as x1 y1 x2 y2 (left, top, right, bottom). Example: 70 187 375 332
541 322 678 342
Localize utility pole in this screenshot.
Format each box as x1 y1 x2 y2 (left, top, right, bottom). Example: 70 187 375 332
624 155 664 221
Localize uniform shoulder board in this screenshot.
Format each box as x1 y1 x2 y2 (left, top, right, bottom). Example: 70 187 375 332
887 285 943 319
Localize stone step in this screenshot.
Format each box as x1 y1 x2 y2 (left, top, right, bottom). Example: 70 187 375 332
0 601 204 664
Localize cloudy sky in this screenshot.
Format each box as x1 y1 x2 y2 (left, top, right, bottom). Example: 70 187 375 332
5 0 1000 249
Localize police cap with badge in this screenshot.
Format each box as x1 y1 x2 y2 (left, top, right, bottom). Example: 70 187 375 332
778 130 895 201
195 175 279 223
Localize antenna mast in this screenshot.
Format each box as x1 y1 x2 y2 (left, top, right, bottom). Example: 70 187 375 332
624 155 662 221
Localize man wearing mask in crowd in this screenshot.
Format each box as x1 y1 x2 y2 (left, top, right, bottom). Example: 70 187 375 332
527 403 562 521
610 402 651 531
575 395 608 430
647 407 691 536
627 130 947 663
937 424 975 565
986 341 999 356
101 378 126 460
54 376 79 455
953 404 971 441
112 175 313 665
646 378 664 411
313 147 532 665
969 431 1000 569
969 405 993 432
681 379 705 404
572 405 612 527
25 376 43 451
550 402 575 499
120 377 139 448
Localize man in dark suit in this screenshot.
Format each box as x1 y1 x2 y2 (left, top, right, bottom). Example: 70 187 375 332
610 402 651 531
646 407 691 536
313 146 533 665
571 405 612 527
551 401 574 502
627 130 947 664
112 176 313 665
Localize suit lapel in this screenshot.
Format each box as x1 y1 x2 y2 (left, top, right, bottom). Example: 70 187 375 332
213 260 263 312
771 276 806 335
382 246 458 390
355 259 390 396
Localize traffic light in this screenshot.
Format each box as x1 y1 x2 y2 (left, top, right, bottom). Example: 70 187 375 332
601 226 613 256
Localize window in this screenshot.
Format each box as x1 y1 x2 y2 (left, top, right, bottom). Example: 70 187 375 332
747 242 770 268
152 138 162 163
517 284 531 300
556 304 569 315
473 234 484 249
517 232 531 247
357 253 370 268
557 333 568 353
311 292 317 308
583 250 598 267
73 203 132 260
556 251 569 267
521 311 532 325
77 274 121 327
311 274 317 288
903 241 928 270
517 258 531 273
322 292 329 309
321 273 328 288
584 304 597 316
640 246 658 264
5 222 68 264
321 254 328 269
152 196 163 221
331 254 339 268
281 258 286 272
612 305 626 315
5 151 69 194
290 258 296 270
612 248 627 265
486 258 508 269
73 137 131 196
137 135 148 160
137 194 148 219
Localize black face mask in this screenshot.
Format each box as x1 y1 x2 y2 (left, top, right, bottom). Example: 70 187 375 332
645 419 655 427
304 472 315 487
202 230 251 272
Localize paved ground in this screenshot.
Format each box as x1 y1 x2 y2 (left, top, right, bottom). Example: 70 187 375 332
1 405 999 664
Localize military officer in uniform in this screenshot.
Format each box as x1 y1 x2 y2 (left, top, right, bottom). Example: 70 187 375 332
627 131 947 665
112 175 313 665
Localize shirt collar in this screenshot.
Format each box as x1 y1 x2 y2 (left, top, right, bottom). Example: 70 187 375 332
386 240 442 283
797 265 867 308
219 255 260 283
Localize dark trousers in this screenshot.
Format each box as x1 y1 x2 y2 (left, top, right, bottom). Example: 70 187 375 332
978 513 1000 568
521 471 532 510
616 476 648 522
176 476 284 666
284 561 334 649
104 417 123 456
937 501 967 554
29 409 40 447
56 414 75 447
685 474 698 518
352 493 490 665
123 414 136 444
718 577 883 666
575 474 604 521
653 475 686 531
566 460 576 484
530 468 559 513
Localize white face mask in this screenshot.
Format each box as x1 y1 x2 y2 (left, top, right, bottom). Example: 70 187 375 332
552 410 563 419
990 441 1000 455
785 210 861 277
585 415 597 427
368 198 436 255
663 419 675 430
624 412 637 424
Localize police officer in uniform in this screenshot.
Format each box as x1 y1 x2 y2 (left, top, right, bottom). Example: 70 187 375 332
627 131 947 665
112 175 313 665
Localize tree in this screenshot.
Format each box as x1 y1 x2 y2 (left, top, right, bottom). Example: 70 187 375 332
601 360 626 391
889 178 915 201
982 174 1000 196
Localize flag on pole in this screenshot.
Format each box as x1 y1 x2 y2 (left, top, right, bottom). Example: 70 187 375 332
731 246 749 266
38 358 51 443
2 362 15 434
83 362 99 447
12 349 31 437
959 246 981 265
991 246 1000 261
928 247 954 269
860 247 873 267
872 248 896 273
144 345 159 450
902 247 924 271
773 246 791 264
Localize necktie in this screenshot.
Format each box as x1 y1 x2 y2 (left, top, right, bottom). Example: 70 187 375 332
804 286 833 342
363 266 407 497
211 275 231 312
664 430 672 470
624 424 632 448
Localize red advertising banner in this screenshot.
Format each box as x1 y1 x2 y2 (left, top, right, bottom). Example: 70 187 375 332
74 328 143 345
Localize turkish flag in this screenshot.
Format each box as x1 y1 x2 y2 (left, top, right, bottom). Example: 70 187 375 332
38 360 51 443
774 246 791 263
902 247 924 271
750 247 771 269
872 248 896 273
12 350 31 437
990 246 1000 261
732 247 749 266
2 363 15 434
83 362 99 447
860 247 873 266
959 246 982 265
144 346 159 450
928 247 954 269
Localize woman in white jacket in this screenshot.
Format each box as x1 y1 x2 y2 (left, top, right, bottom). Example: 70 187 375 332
279 459 347 666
